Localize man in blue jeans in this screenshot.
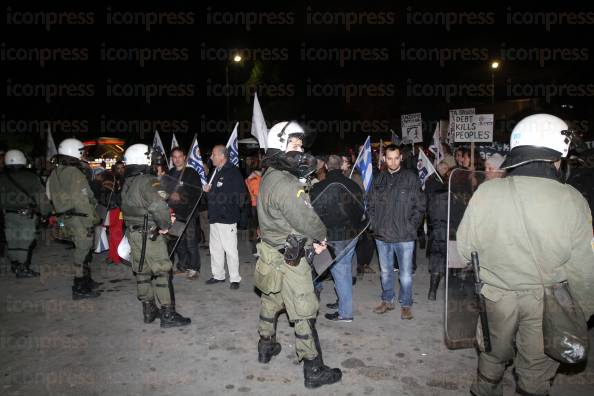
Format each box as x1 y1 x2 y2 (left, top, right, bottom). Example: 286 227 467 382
368 145 425 320
311 155 365 322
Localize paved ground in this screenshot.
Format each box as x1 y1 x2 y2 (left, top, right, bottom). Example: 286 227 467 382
1 231 593 396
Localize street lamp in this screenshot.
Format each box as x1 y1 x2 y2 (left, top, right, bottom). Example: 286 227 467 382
226 53 243 127
490 60 500 105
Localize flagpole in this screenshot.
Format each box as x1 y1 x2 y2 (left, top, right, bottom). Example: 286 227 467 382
349 143 365 179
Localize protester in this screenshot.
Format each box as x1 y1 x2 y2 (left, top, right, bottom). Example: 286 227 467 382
424 160 450 300
203 145 246 289
102 162 125 265
484 153 506 181
368 145 426 320
311 155 365 322
163 147 203 279
245 168 262 256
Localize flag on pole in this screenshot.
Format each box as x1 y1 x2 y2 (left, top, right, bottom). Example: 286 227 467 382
417 149 440 188
390 129 402 146
251 93 268 150
428 123 444 166
169 133 179 169
378 139 384 170
226 122 239 166
186 134 209 187
152 130 169 168
46 128 57 160
354 136 373 193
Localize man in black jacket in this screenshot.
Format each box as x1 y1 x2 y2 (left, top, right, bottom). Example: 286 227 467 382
163 147 202 279
311 155 365 322
368 145 425 319
203 145 247 289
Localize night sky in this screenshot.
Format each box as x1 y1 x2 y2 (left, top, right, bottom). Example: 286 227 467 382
2 3 594 155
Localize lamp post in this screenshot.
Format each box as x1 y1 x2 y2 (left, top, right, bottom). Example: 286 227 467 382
225 54 243 127
490 60 500 105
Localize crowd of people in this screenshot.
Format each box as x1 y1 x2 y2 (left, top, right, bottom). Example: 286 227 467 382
0 112 593 392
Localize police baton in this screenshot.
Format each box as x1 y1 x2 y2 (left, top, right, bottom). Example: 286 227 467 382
472 251 492 353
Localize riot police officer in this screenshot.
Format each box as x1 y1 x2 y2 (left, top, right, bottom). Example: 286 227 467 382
120 144 190 327
255 121 342 389
47 139 101 299
0 150 51 277
457 114 594 395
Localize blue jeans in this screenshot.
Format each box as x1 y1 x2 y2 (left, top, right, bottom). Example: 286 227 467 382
375 240 414 307
328 239 357 319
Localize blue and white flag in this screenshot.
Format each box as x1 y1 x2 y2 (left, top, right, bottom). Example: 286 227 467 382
226 122 239 166
186 134 208 187
169 133 179 169
354 136 373 193
152 130 169 168
390 129 402 146
417 149 440 188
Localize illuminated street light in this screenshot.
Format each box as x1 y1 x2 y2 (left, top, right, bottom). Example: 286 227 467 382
490 60 501 104
226 53 244 126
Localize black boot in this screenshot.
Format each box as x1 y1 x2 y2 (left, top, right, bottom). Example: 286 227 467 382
428 273 442 301
303 356 342 389
83 267 102 289
142 301 160 324
72 277 101 300
15 263 39 278
258 335 282 363
160 305 191 328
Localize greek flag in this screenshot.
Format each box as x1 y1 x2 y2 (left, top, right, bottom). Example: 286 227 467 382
417 149 440 188
186 134 208 187
355 136 373 193
226 122 239 166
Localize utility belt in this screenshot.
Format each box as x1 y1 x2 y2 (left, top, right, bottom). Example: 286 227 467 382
128 223 160 241
128 223 156 231
5 208 35 217
55 210 88 218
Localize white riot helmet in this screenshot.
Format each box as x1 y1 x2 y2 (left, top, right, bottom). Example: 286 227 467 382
4 149 27 166
123 144 152 166
58 138 85 160
266 121 305 152
501 114 572 169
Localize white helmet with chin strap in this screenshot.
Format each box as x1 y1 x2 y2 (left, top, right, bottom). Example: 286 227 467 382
501 114 573 169
58 138 85 160
266 121 305 152
123 144 152 166
4 149 27 166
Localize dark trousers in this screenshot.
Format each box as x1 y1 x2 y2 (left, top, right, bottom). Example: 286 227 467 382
355 231 375 272
169 216 201 272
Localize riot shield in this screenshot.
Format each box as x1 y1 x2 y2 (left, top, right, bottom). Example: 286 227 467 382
445 168 490 349
310 181 370 280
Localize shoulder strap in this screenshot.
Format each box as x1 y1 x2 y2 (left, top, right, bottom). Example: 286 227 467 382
4 171 36 206
507 177 546 286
